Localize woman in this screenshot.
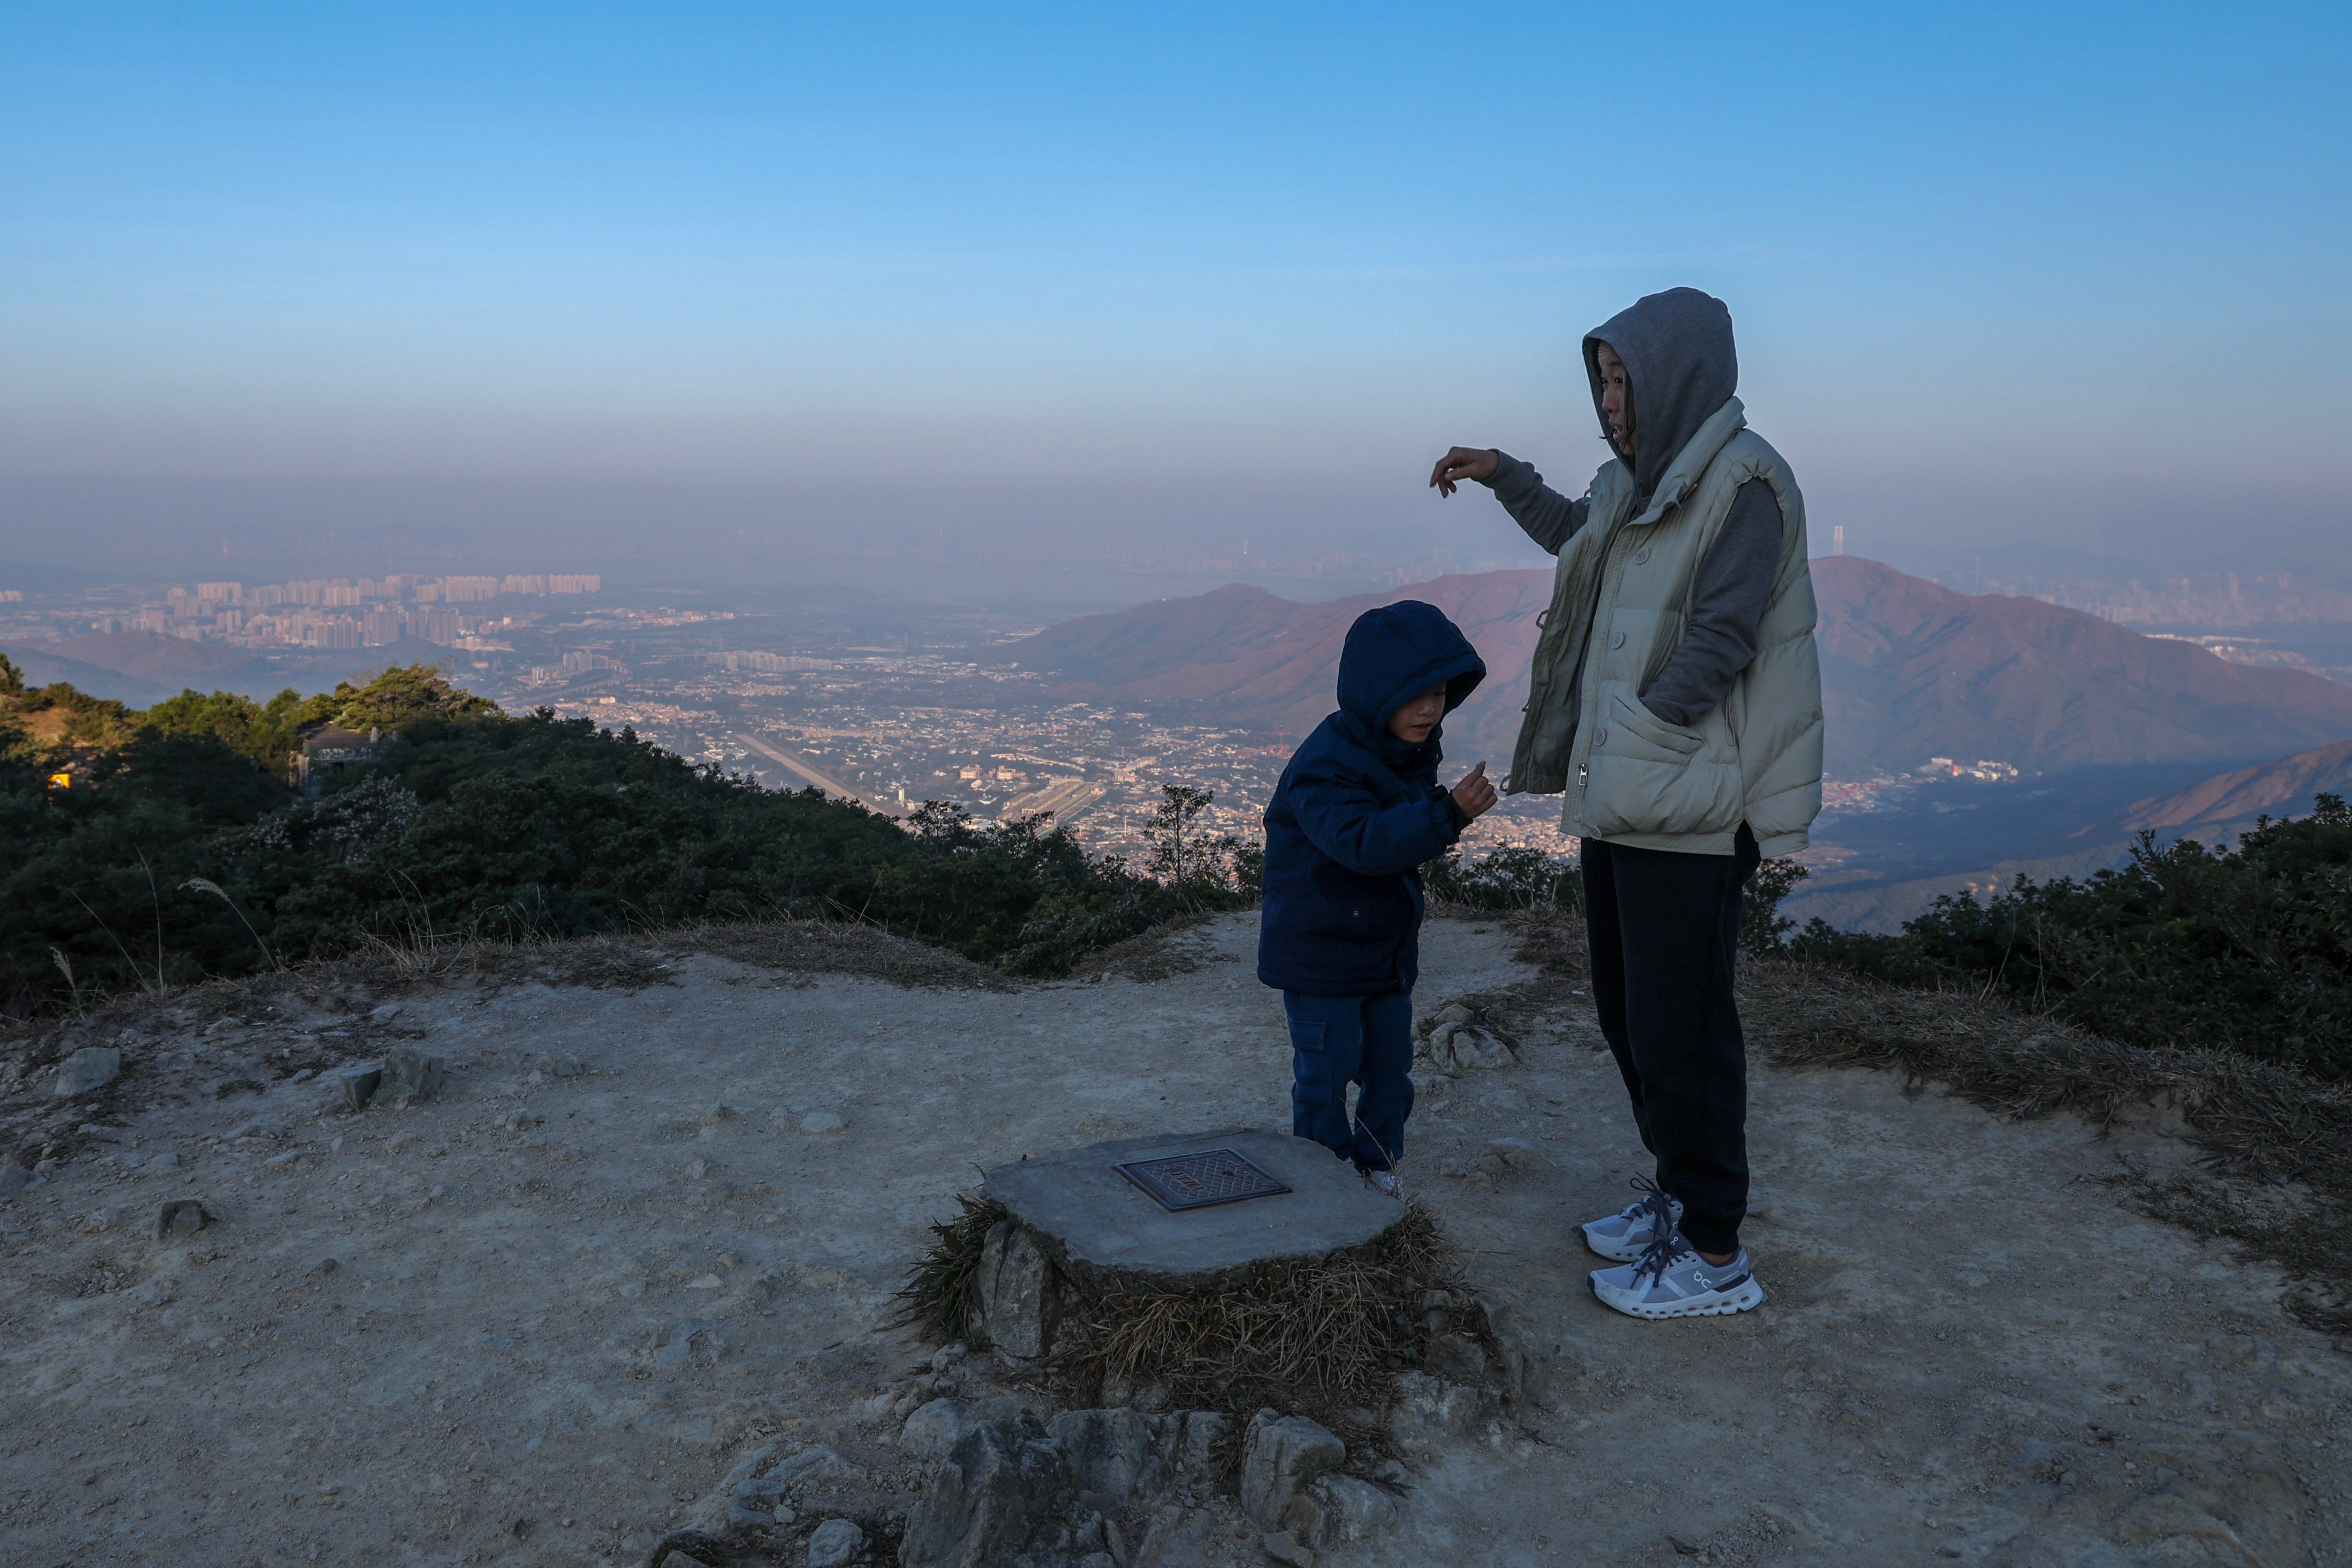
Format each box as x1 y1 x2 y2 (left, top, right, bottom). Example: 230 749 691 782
1428 285 1823 1321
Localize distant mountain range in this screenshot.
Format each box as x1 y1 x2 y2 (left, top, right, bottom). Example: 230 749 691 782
988 573 1548 767
2101 735 2352 846
997 556 2352 780
0 631 464 708
1812 557 2352 775
1782 737 2352 934
1 632 284 705
1000 555 2352 933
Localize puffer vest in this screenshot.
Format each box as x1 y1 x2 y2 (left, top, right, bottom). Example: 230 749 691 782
1506 396 1823 857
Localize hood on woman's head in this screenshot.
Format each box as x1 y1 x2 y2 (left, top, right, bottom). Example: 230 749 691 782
1585 287 1738 500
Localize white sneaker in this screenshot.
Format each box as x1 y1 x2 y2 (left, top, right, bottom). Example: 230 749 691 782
1589 1233 1764 1320
1366 1168 1402 1199
1581 1180 1684 1262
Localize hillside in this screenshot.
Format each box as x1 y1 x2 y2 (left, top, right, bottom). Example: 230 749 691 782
1813 556 2352 775
0 642 179 707
47 631 272 685
997 558 2352 780
2104 734 2352 844
0 632 289 705
992 573 1551 768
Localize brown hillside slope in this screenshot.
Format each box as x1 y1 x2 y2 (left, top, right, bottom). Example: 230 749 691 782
1815 556 2352 775
999 558 2352 780
2076 735 2352 846
994 572 1551 766
48 631 267 683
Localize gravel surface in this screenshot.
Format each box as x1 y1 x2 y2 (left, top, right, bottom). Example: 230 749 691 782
1 914 2341 1567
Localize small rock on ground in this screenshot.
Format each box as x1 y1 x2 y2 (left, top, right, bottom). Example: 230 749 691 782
1262 1528 1316 1566
806 1516 864 1566
53 1046 122 1097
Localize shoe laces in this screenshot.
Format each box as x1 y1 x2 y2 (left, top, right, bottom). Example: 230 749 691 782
1631 1221 1696 1289
1624 1175 1675 1230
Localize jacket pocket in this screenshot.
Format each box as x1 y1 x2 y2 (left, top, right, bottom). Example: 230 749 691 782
1582 686 1744 837
1604 690 1702 758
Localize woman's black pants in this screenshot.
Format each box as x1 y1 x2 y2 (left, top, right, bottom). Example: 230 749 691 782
1579 825 1760 1256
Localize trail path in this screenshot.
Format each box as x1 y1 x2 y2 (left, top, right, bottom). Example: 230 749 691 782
2 915 2341 1567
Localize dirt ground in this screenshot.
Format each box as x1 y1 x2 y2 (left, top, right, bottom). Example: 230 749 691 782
2 913 2345 1568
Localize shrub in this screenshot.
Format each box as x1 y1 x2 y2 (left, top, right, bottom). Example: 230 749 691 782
1424 845 1582 911
0 667 1261 1013
1791 795 2352 1079
1740 856 1812 956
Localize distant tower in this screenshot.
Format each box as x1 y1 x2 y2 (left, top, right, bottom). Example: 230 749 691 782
1833 525 1845 557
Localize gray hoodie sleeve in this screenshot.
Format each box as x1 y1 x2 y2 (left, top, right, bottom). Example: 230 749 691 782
1639 478 1783 726
1480 450 1589 555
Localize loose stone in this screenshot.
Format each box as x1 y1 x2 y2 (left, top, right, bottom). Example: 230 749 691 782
369 1049 442 1110
54 1046 122 1098
805 1517 864 1566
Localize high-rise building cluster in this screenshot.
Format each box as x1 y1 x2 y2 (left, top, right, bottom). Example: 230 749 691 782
94 573 604 649
705 651 835 674
526 649 627 685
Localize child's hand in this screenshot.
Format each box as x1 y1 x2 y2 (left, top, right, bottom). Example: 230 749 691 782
1451 761 1497 821
1428 446 1500 498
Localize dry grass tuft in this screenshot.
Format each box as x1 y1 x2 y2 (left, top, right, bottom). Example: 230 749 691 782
1503 904 2352 1338
895 1190 1013 1339
1055 1204 1472 1423
896 1194 1482 1436
678 917 1015 991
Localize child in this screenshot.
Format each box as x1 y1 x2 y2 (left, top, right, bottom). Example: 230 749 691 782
1258 601 1495 1193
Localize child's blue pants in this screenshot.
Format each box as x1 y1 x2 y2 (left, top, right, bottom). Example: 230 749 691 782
1282 989 1415 1172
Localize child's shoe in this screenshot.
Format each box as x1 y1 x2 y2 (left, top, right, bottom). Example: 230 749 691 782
1581 1179 1683 1262
1589 1232 1763 1320
1365 1167 1403 1199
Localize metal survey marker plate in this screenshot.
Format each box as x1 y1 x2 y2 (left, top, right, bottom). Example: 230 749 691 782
1114 1148 1294 1212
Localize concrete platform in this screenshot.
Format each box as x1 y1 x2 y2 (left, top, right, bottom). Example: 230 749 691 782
982 1127 1403 1281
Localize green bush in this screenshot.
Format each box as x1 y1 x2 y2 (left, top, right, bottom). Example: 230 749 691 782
1424 844 1583 911
1423 843 1807 962
1740 857 1812 956
1790 795 2352 1079
0 666 1258 1013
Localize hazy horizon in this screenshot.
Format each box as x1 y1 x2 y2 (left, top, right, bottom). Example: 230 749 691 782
4 3 2347 596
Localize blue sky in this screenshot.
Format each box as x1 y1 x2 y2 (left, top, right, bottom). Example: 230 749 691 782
2 2 2346 582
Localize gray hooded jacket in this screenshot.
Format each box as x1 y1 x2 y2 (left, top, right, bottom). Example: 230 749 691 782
1481 287 1782 728
1480 287 1823 855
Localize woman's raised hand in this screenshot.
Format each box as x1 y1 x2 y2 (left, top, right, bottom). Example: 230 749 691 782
1428 446 1500 498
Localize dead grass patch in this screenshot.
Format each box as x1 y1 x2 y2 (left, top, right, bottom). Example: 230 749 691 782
897 1190 1011 1340
1059 912 1222 984
899 1194 1481 1440
1055 1205 1473 1419
1500 905 2352 1339
678 918 1014 991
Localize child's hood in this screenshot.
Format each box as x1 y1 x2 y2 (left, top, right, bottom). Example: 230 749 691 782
1334 600 1486 752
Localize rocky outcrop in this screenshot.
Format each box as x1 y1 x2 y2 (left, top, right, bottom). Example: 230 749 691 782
1238 1410 1405 1553
974 1221 1059 1363
899 1413 1077 1568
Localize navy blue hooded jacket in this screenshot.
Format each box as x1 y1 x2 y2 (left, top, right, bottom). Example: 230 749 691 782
1257 601 1486 996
